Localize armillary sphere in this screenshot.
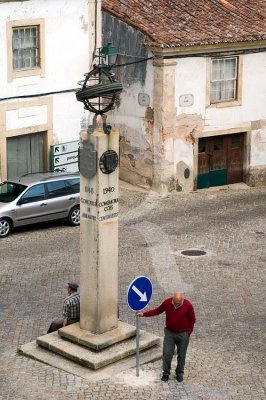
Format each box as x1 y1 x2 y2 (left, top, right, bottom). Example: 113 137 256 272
76 65 123 114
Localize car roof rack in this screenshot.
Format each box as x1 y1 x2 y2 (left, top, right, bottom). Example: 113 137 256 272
41 173 79 181
18 171 79 183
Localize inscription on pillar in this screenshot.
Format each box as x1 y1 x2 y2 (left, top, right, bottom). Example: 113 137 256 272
81 184 119 222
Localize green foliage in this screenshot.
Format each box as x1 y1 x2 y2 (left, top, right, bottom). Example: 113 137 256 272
16 348 23 356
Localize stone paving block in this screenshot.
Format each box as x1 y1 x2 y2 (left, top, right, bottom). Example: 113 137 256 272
1 185 266 399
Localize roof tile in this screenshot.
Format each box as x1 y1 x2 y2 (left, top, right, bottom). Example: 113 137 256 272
103 0 266 47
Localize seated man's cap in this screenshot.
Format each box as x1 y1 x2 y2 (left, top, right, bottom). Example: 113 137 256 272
68 282 79 290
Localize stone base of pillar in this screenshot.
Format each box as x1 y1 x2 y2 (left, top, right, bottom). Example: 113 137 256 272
58 321 136 350
22 323 161 372
36 326 160 370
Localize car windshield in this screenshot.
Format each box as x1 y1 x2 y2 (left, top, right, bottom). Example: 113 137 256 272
0 181 27 203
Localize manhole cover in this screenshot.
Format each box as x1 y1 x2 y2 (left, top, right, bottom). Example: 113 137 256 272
181 249 206 257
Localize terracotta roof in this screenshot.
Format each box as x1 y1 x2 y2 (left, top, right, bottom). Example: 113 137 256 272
103 0 266 48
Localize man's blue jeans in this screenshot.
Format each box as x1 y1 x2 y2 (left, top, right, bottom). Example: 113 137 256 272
163 328 190 377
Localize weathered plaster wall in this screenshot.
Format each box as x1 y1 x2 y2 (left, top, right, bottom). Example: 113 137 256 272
248 120 266 186
173 52 266 190
152 59 179 193
103 12 266 191
103 13 154 187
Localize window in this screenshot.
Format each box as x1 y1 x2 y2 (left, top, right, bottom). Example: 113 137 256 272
198 139 206 153
210 57 237 103
20 184 45 204
214 137 223 151
12 26 39 70
7 19 45 81
67 178 80 194
47 181 69 199
0 182 27 203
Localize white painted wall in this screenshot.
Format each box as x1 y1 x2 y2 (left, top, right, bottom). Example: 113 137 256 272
174 53 266 131
205 53 266 130
173 57 206 181
6 105 47 130
250 127 266 167
175 57 206 117
0 0 93 143
173 51 266 184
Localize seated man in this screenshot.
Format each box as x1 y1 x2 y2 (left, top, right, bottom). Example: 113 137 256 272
47 282 80 333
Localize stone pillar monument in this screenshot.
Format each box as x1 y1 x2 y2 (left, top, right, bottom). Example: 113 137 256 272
32 60 161 372
79 119 119 334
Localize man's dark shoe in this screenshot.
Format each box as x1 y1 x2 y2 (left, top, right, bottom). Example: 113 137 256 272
161 374 169 382
176 374 183 382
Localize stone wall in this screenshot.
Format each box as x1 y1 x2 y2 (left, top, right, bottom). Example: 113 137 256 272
103 14 266 192
247 167 266 187
102 12 153 188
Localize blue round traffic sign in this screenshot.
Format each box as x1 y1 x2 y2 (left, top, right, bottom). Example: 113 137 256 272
127 276 153 311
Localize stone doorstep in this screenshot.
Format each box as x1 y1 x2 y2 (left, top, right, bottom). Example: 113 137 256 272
21 340 163 382
37 330 160 370
58 321 136 350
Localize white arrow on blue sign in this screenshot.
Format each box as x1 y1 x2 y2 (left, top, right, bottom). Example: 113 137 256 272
127 276 153 312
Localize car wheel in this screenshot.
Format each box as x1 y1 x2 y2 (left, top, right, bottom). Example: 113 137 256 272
0 218 12 238
68 206 80 226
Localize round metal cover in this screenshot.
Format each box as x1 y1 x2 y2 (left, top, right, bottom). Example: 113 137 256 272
184 168 190 179
181 249 206 256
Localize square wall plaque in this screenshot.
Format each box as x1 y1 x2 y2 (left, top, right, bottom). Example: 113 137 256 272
179 94 194 107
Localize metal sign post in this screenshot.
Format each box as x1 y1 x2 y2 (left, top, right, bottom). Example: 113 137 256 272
136 314 140 376
127 276 153 377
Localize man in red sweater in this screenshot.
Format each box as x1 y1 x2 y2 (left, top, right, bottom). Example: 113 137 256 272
136 292 195 382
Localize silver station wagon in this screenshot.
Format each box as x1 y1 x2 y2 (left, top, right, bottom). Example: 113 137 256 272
0 173 80 238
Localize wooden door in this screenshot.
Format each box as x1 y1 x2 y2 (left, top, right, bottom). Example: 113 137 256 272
197 133 244 189
7 132 45 180
227 133 244 184
198 136 227 188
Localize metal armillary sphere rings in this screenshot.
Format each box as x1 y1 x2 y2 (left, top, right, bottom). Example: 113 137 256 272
76 65 122 115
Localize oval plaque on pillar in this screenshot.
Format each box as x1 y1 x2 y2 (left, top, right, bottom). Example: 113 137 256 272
99 150 119 174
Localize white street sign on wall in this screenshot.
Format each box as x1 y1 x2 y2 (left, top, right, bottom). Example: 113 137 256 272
51 140 79 172
51 140 80 156
53 152 78 166
54 163 79 173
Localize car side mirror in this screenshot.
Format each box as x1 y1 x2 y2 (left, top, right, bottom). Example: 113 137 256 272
17 198 26 206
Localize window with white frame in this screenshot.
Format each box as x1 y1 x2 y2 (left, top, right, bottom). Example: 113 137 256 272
12 26 40 70
210 57 237 103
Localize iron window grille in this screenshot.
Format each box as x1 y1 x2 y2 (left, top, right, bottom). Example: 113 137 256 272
12 26 40 70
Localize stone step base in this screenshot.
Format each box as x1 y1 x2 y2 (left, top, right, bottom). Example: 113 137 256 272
21 339 162 382
58 321 136 350
37 329 160 370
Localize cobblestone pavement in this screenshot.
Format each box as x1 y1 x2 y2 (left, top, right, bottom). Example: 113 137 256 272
0 183 265 400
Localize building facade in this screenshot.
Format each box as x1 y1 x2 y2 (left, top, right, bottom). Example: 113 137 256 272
103 0 266 192
0 0 101 180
